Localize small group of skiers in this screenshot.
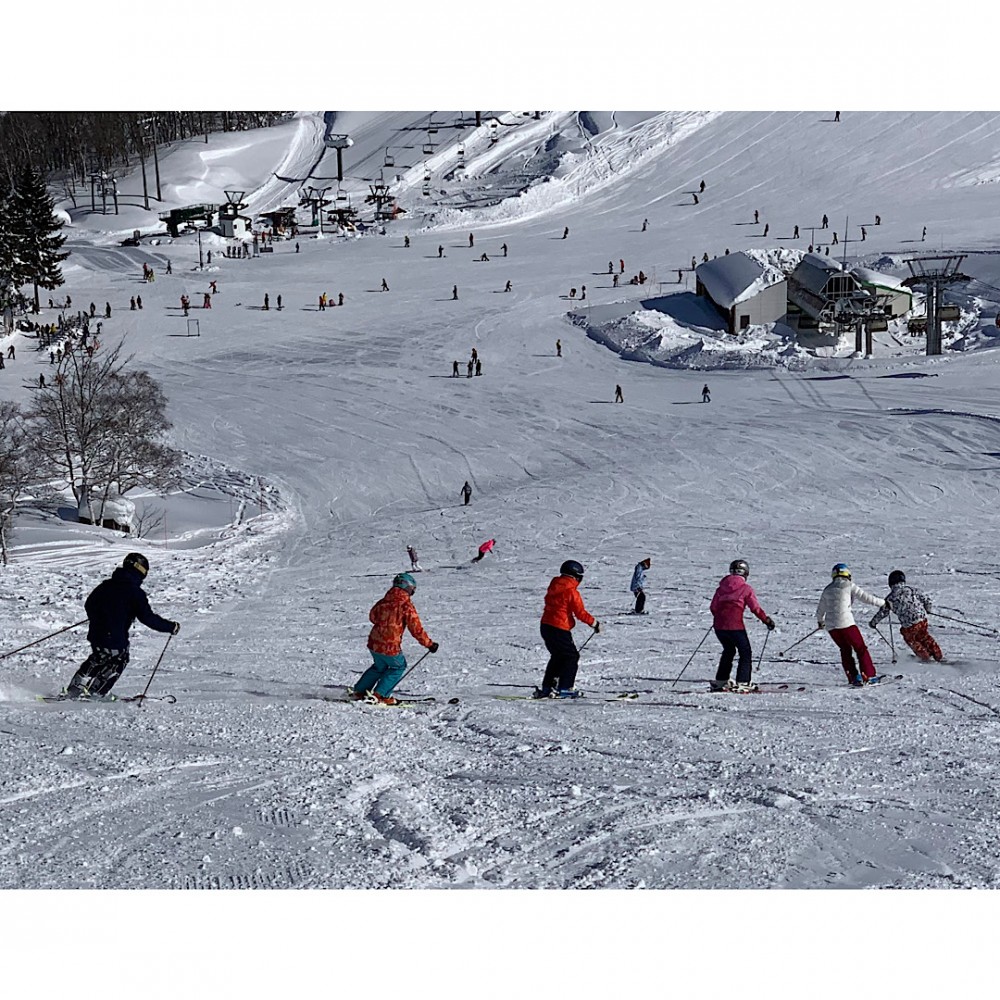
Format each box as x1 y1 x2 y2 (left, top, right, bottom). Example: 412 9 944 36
57 550 946 707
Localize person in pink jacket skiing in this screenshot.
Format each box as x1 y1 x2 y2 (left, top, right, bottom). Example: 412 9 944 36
471 538 495 563
709 559 774 692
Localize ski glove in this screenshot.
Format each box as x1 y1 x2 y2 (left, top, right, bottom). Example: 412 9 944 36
171 621 181 635
593 621 601 633
428 642 439 653
764 617 775 631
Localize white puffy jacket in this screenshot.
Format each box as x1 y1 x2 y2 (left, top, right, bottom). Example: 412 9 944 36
816 577 885 630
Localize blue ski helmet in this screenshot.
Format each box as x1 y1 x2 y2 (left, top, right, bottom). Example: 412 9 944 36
831 563 851 580
393 572 417 593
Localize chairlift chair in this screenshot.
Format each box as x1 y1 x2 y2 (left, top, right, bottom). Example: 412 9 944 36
335 186 348 202
423 141 434 155
384 148 395 167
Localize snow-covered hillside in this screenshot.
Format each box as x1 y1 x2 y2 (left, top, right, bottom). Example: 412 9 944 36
2 103 999 993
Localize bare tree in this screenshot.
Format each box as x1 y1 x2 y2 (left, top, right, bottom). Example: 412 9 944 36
26 341 179 523
0 402 31 564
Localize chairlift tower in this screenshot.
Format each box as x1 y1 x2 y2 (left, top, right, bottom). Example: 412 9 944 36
833 292 889 356
304 185 331 236
323 133 353 182
902 256 971 355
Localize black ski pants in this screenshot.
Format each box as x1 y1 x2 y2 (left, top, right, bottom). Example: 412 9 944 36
714 628 753 685
540 623 580 692
633 589 646 614
68 645 130 696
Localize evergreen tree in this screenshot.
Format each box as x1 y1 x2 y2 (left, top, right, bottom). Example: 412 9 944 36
11 164 67 312
0 186 29 313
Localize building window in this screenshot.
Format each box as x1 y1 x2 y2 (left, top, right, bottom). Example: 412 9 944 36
739 314 750 330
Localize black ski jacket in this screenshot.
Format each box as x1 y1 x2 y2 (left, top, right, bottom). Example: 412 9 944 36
85 566 174 649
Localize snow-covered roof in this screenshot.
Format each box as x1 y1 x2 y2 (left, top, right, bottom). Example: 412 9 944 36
791 253 846 296
696 251 787 309
850 266 909 292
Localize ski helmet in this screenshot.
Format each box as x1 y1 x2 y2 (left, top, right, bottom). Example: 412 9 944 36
393 572 417 594
888 570 906 587
560 559 585 581
831 563 852 580
729 559 750 578
122 552 149 578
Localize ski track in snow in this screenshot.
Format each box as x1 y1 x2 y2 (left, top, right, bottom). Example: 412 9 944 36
3 112 1000 888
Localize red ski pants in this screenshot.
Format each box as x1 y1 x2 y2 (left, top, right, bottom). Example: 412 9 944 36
828 625 876 681
900 619 942 661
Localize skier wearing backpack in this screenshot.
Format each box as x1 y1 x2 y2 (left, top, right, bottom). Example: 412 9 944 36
535 560 600 699
816 563 886 686
630 557 651 614
65 553 179 699
870 570 942 662
709 559 774 692
351 573 438 705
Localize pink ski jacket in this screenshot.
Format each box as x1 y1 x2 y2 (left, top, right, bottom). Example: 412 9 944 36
710 574 769 631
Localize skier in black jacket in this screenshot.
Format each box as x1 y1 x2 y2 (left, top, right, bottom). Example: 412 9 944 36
66 553 179 698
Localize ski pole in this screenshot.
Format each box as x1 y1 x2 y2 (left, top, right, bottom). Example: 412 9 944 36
928 611 999 636
756 627 771 674
778 626 822 657
670 625 713 687
887 613 897 663
871 624 897 664
398 648 433 687
0 619 88 661
578 627 599 653
135 634 173 708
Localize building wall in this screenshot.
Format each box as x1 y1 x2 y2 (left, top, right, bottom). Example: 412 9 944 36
730 280 788 332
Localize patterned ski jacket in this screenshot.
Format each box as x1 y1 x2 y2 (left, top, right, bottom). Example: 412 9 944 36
816 577 885 631
710 574 769 631
367 586 434 656
85 566 175 650
541 574 596 631
871 583 932 629
630 562 647 595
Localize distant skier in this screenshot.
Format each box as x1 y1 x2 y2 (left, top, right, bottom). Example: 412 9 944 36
570 288 577 299
642 219 648 232
471 538 495 563
404 236 410 248
677 269 683 282
65 553 179 699
407 545 422 572
614 384 624 403
556 339 562 357
166 260 173 274
613 274 619 287
922 226 927 241
763 223 769 237
469 233 475 247
793 225 799 239
350 573 438 705
381 278 389 292
822 214 829 229
504 280 512 292
608 261 614 274
562 227 569 239
630 557 651 614
620 259 625 274
693 193 699 205
452 360 460 377
699 179 706 193
130 297 136 311
319 294 327 311
461 481 472 505
834 110 841 122
452 285 459 300
210 280 218 294
264 293 270 310
438 245 445 258
467 359 473 378
534 560 600 699
37 373 44 387
203 293 211 309
702 384 711 403
870 570 942 662
754 210 759 224
501 243 508 257
709 559 774 693
816 563 886 686
581 285 587 300
479 253 489 261
875 215 881 226
471 347 478 363
475 359 482 376
338 292 344 306
276 294 282 311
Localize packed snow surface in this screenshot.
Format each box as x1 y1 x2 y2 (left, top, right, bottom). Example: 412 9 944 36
4 111 1000 891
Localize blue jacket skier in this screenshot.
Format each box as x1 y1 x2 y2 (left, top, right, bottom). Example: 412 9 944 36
630 558 651 614
66 553 179 698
